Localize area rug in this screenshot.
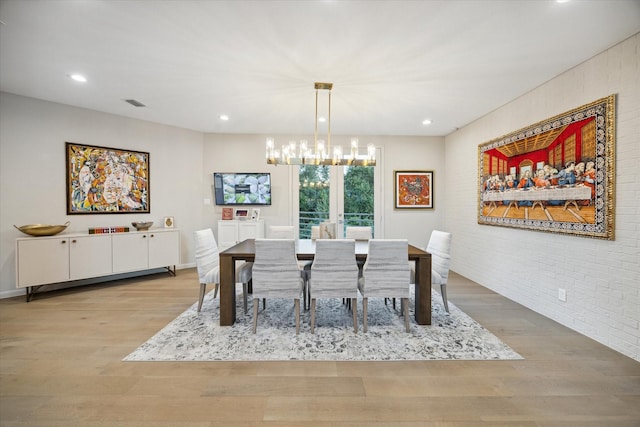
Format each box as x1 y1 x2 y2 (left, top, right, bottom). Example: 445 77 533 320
124 289 522 361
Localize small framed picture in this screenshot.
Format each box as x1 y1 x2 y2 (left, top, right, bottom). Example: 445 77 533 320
221 207 233 220
234 209 249 220
394 170 434 209
163 216 175 228
251 208 260 221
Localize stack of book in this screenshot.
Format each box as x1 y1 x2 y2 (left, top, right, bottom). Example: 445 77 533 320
88 226 130 234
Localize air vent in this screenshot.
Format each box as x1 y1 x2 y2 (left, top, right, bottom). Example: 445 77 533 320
124 99 146 107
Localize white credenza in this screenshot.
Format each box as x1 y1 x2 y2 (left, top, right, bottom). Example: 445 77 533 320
217 220 264 250
16 229 180 300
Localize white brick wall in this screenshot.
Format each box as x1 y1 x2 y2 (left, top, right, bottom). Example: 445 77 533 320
444 33 640 361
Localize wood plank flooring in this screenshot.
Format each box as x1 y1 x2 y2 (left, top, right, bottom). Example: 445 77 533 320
1 269 638 426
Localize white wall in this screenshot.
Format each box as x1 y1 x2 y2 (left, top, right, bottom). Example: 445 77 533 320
0 95 446 298
203 133 446 247
0 93 205 298
444 33 640 361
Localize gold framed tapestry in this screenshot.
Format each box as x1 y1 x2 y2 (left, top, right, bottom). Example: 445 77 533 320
477 95 615 240
66 142 150 214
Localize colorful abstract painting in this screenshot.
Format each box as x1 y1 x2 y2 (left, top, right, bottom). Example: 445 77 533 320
66 142 150 214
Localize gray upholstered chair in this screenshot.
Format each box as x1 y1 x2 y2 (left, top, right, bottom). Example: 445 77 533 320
308 239 359 333
358 239 411 332
194 228 252 314
345 226 372 240
269 224 311 309
251 239 304 334
426 230 453 313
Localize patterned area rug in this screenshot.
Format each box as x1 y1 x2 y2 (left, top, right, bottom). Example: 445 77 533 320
124 289 522 361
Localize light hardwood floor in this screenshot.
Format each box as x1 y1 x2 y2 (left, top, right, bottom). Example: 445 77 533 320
1 269 638 426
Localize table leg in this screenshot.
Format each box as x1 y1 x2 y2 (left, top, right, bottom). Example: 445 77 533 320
220 256 237 326
414 254 431 325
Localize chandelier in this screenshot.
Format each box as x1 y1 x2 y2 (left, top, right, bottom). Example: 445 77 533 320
265 82 376 166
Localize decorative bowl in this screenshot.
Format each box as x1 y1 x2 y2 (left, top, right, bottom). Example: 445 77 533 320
14 221 71 237
132 221 153 231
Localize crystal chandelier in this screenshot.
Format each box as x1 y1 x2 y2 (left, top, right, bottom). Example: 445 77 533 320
266 82 376 166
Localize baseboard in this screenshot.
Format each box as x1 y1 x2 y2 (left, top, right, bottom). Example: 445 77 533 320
0 263 195 300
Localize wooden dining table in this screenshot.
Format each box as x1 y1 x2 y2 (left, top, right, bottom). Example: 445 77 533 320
218 239 432 326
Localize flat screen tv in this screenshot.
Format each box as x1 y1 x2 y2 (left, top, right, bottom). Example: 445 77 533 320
213 172 272 205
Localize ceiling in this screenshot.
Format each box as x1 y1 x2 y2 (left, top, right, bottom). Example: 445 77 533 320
1 0 638 137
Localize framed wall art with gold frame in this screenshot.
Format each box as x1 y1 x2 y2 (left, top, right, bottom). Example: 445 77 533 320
477 95 615 240
66 142 150 214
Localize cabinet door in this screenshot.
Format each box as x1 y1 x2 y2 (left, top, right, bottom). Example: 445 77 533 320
112 233 148 273
148 231 180 269
238 220 263 241
70 235 112 280
17 238 69 287
218 221 238 250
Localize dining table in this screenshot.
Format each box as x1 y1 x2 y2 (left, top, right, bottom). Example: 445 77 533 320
218 239 432 326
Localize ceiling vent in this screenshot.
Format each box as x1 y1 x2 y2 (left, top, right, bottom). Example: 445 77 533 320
124 99 146 107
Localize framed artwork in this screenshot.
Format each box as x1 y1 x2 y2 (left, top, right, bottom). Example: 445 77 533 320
221 207 233 220
66 142 150 214
478 94 615 240
163 216 174 228
394 171 433 209
234 208 249 220
251 208 260 221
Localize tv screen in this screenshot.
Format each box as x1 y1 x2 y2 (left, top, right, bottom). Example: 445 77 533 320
214 172 272 205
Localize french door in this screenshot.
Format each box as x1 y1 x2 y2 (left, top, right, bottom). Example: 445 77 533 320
297 153 382 238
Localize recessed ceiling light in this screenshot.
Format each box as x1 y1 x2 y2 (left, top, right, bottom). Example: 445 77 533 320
69 74 87 83
318 117 326 123
219 114 229 121
422 119 432 125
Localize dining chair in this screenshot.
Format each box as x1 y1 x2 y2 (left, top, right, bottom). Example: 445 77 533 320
345 226 372 277
409 230 453 312
194 228 252 314
426 230 452 313
310 225 320 239
251 239 304 334
358 239 411 332
345 226 372 240
268 225 296 239
269 225 311 309
308 239 359 333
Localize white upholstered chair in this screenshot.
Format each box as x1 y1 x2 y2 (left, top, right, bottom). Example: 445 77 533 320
345 226 372 276
308 239 359 333
410 230 453 312
358 239 411 332
194 228 252 314
345 226 372 240
251 239 304 334
268 225 296 239
310 225 320 239
426 230 452 313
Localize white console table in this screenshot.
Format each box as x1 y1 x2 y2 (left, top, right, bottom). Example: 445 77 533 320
15 229 180 301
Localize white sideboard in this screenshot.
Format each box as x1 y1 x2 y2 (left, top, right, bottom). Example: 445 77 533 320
217 220 264 250
16 229 180 300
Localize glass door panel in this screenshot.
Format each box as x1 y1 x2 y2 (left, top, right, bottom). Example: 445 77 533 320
299 164 377 239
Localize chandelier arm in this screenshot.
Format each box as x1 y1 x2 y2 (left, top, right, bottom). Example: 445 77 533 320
327 89 331 155
314 88 319 155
